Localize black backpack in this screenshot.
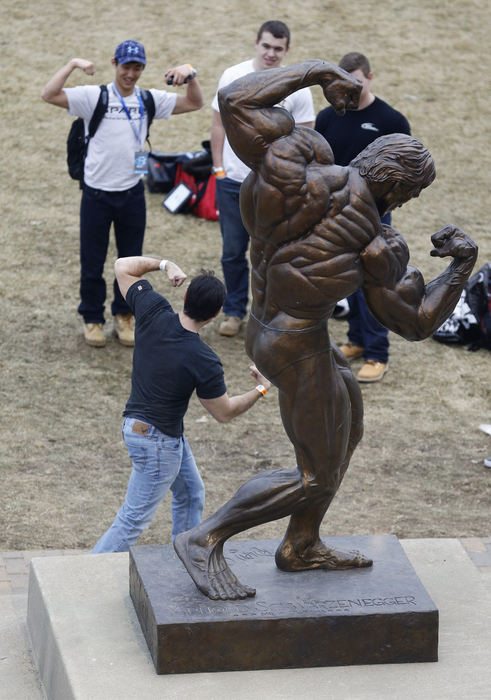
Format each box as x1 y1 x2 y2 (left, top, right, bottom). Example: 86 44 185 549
66 84 156 186
465 263 491 350
433 263 491 351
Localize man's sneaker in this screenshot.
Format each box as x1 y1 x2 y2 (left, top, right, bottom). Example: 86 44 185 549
114 313 135 346
339 342 364 361
219 315 243 337
357 360 388 383
84 323 106 347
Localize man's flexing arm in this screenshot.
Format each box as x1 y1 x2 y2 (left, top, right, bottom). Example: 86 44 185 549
41 58 95 108
217 59 361 171
361 225 478 341
114 256 186 299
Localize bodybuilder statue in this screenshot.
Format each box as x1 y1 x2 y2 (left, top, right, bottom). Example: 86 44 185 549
175 60 478 600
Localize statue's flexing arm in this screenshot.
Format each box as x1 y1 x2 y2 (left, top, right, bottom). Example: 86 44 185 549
361 224 478 340
217 59 361 171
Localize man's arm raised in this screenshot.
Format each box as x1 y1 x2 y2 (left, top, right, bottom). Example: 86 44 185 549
114 256 187 300
361 225 478 341
41 58 95 108
217 59 361 171
166 63 204 114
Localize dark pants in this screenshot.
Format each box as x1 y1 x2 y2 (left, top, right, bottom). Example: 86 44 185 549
346 213 391 363
215 177 249 319
78 181 146 323
347 289 389 363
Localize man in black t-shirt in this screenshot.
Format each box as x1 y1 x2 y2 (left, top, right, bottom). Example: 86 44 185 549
315 52 411 383
92 255 270 553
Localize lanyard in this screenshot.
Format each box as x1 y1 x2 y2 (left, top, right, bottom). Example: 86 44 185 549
112 82 145 146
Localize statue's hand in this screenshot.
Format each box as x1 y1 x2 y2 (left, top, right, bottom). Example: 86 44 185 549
321 73 361 116
430 225 478 261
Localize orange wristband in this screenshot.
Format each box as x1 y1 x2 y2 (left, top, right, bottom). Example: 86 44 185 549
185 63 196 80
255 384 268 397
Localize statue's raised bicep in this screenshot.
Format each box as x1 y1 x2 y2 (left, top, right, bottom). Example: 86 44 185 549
394 266 425 305
361 228 410 289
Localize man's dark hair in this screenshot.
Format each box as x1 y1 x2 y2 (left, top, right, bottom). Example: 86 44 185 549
339 52 371 77
184 270 226 322
351 133 436 190
257 20 290 48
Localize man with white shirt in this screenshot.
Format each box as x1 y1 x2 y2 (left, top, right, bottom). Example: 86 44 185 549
211 21 315 337
42 40 203 347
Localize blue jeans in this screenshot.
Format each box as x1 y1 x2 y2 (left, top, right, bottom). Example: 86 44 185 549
216 177 249 318
79 181 146 323
346 213 390 363
91 418 205 552
347 289 389 363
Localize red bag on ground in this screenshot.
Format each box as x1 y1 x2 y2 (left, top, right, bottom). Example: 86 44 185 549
173 164 219 221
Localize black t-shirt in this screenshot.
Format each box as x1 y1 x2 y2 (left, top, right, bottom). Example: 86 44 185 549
315 96 410 166
123 280 226 437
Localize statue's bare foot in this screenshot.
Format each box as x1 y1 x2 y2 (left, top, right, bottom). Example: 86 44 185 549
275 538 372 572
174 530 256 600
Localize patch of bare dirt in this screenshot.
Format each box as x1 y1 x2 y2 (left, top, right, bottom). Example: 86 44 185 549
1 0 489 549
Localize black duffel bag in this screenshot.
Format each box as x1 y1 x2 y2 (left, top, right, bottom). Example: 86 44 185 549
147 142 213 193
180 140 213 181
146 152 187 194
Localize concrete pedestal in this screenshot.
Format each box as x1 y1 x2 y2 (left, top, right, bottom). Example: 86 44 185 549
130 535 438 673
26 539 491 700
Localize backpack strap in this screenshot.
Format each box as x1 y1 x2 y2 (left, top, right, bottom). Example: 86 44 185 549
140 89 155 147
87 84 153 144
87 84 109 139
192 178 209 208
76 85 108 188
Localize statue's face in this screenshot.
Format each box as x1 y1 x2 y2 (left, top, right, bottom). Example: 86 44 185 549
385 182 422 212
254 31 289 71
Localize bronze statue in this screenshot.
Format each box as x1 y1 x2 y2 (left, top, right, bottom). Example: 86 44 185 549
174 60 478 600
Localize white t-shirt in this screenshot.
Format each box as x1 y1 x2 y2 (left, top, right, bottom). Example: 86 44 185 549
211 59 315 182
65 84 177 190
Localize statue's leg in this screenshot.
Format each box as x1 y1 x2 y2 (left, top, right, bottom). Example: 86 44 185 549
275 499 371 571
174 466 310 600
174 346 369 599
275 350 371 570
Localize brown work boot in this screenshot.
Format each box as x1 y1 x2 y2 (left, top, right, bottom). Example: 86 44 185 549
338 342 364 361
219 315 243 337
114 313 135 346
357 360 388 383
83 323 106 347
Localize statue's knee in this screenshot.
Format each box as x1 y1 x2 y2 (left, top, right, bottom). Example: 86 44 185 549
302 476 333 502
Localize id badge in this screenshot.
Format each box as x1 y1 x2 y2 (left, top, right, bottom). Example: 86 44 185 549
134 150 149 175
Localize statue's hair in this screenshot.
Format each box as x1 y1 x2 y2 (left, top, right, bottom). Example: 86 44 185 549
350 133 436 188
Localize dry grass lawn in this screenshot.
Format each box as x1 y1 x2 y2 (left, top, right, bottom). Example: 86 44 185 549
0 0 490 550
